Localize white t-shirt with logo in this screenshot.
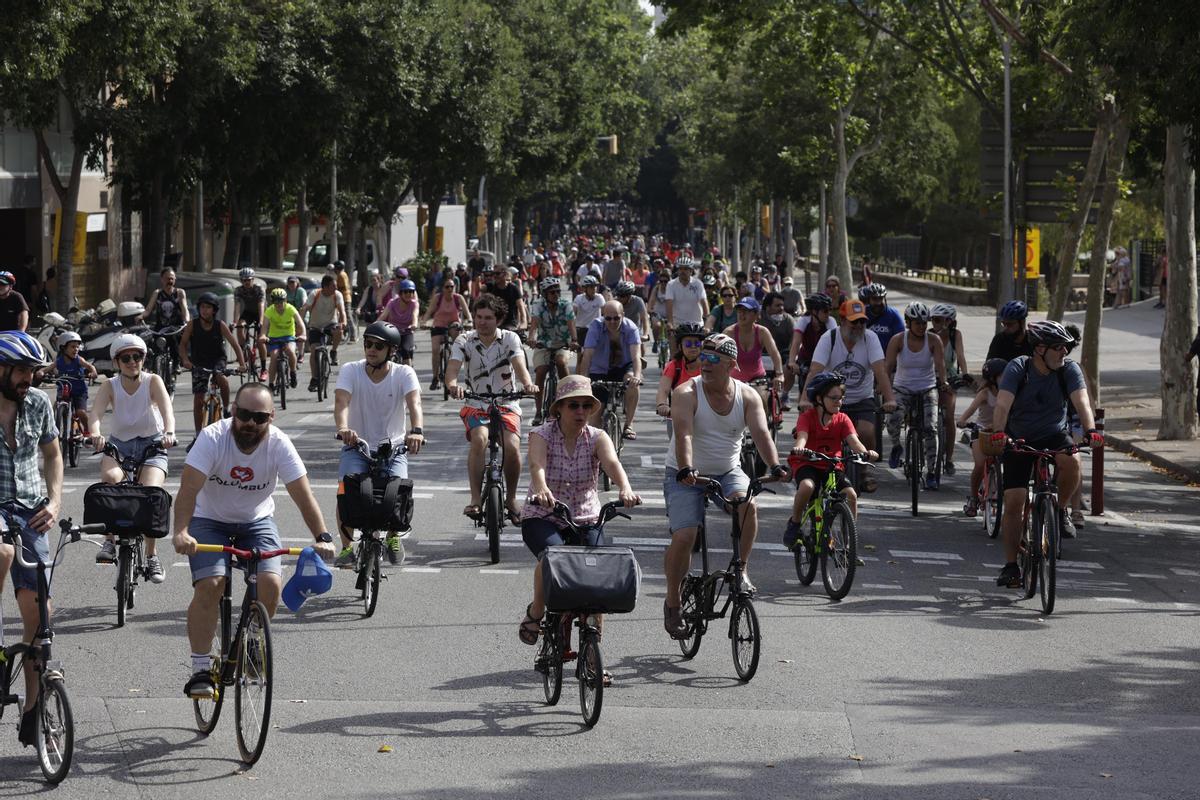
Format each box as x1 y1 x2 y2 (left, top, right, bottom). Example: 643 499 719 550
334 360 419 448
664 278 706 325
811 328 885 404
186 418 306 523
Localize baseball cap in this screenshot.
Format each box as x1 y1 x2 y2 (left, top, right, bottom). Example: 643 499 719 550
282 547 334 612
735 297 760 312
783 277 793 286
840 300 868 322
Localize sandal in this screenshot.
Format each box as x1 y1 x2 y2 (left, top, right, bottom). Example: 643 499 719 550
622 427 637 440
463 504 482 520
505 505 522 525
602 670 613 687
519 603 540 646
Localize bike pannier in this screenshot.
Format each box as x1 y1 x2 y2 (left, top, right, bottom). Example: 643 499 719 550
541 546 641 614
337 475 414 533
83 483 172 539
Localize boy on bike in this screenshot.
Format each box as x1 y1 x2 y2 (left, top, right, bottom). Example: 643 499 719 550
179 292 246 439
45 331 96 430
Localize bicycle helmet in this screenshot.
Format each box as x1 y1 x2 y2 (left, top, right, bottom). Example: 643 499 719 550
110 332 147 359
362 320 402 347
393 266 409 279
0 331 52 367
1026 320 1077 349
0 271 14 286
982 357 1009 383
701 274 716 287
456 261 467 270
998 300 1028 321
57 331 83 347
270 287 287 301
580 275 599 287
197 292 220 311
674 322 705 341
903 301 930 322
540 277 561 293
858 283 887 301
238 268 255 280
675 254 695 270
333 259 346 270
397 279 416 292
930 302 957 321
806 371 846 403
806 292 833 311
615 281 636 297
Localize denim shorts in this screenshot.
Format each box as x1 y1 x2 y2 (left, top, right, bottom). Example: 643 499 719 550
267 336 295 353
110 435 169 474
662 467 749 534
521 515 604 557
188 516 282 582
338 446 408 479
3 504 51 597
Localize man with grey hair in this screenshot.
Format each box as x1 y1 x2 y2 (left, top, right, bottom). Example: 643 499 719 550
577 300 643 439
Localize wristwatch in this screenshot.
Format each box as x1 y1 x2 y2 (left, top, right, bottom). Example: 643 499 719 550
315 532 333 544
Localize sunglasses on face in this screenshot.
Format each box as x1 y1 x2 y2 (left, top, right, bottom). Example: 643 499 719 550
931 317 946 323
681 338 703 348
698 352 722 364
117 352 144 364
564 400 596 411
603 315 622 322
364 340 390 351
849 320 867 327
234 408 271 425
1044 344 1070 353
721 293 734 299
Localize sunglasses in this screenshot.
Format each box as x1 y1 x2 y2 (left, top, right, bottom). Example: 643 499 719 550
400 289 415 294
364 339 390 351
931 317 947 323
849 320 867 327
564 400 596 411
681 338 703 348
698 352 722 364
117 352 144 364
234 408 271 425
603 315 622 322
721 293 734 298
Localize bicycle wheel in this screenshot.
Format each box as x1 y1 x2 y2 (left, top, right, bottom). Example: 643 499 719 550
441 348 450 401
316 349 329 402
985 462 1003 538
276 361 287 410
1020 503 1038 600
820 502 858 601
1038 497 1059 615
539 614 563 705
601 411 619 491
907 428 920 516
657 340 667 370
793 518 818 586
56 404 71 465
363 541 381 618
115 544 130 628
542 369 558 412
205 394 221 427
235 601 273 765
578 634 604 728
730 598 761 682
35 676 74 784
677 578 704 658
485 483 502 564
193 657 225 733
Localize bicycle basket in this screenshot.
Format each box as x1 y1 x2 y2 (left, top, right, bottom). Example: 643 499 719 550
337 474 414 533
83 483 172 538
541 545 641 614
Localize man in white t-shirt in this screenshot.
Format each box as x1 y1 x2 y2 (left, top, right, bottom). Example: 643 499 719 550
173 382 335 700
664 257 708 329
333 320 424 567
572 276 605 347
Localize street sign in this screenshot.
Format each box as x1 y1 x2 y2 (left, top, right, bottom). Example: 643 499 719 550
1014 227 1040 277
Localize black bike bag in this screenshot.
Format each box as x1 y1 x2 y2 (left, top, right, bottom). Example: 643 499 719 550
541 545 641 614
338 474 414 533
83 483 172 538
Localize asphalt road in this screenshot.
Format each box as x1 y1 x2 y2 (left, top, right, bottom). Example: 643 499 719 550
2 322 1197 799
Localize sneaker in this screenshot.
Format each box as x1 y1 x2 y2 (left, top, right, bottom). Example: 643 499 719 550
330 350 338 366
308 379 319 393
385 533 405 565
18 707 37 747
924 475 940 491
258 369 268 382
334 546 356 569
430 379 439 391
651 340 659 353
888 445 903 469
146 555 165 584
1070 509 1085 528
290 370 298 389
963 497 979 517
184 670 215 699
96 540 117 564
532 415 544 427
996 563 1022 588
783 518 802 549
944 460 956 476
1061 513 1077 539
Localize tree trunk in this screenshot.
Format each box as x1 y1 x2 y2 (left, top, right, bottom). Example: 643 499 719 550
1047 106 1114 321
247 197 260 271
830 159 852 287
36 128 84 312
296 182 310 275
221 188 241 269
344 215 360 273
1159 125 1199 440
143 170 168 272
1081 114 1131 403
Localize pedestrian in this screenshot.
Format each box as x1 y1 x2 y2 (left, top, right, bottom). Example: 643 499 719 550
1113 246 1132 308
0 272 30 331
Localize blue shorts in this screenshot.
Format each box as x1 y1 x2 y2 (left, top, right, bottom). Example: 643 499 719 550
267 336 296 353
662 467 750 534
338 446 408 479
3 505 51 597
188 516 282 582
110 435 169 474
521 516 605 557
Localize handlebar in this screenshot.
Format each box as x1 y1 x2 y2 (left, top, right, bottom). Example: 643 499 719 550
194 366 239 377
696 475 779 506
0 515 106 570
90 438 170 469
957 421 983 431
335 433 410 460
153 325 185 337
1006 439 1088 457
462 390 534 403
192 543 306 560
542 499 637 532
792 450 874 468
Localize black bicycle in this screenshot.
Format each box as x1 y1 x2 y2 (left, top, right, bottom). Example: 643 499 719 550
899 388 942 516
534 500 634 728
438 321 465 401
533 344 571 425
0 509 105 783
463 390 531 563
52 378 87 468
146 325 184 395
268 339 301 411
594 380 627 492
239 321 262 383
677 476 775 681
309 324 337 402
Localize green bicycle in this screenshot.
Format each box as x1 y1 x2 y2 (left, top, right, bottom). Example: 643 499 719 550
789 451 871 601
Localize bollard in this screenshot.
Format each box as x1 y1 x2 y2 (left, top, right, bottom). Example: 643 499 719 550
1091 407 1104 516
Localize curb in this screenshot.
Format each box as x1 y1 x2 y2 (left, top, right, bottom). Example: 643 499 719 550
1104 432 1200 485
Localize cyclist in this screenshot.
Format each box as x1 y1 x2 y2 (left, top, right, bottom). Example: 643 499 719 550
489 265 527 332
987 300 1034 361
576 300 643 440
824 275 849 310
528 277 577 425
172 382 335 699
259 288 306 389
331 260 355 342
958 357 1006 517
783 372 879 547
178 292 246 439
233 268 268 381
664 256 708 331
421 277 469 391
762 293 797 407
333 321 424 567
654 322 705 417
706 283 739 334
788 292 838 391
284 275 307 312
378 278 419 365
445 293 538 524
87 333 177 582
614 281 650 342
860 283 903 352
0 332 62 746
357 272 384 323
931 303 971 476
662 333 789 638
884 302 947 489
45 331 96 430
518 375 640 656
723 297 784 406
989 321 1102 587
647 264 673 351
572 276 605 347
144 267 191 330
303 274 347 386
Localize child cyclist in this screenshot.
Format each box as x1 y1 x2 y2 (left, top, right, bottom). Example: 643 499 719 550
956 357 1007 517
46 331 97 429
782 372 879 548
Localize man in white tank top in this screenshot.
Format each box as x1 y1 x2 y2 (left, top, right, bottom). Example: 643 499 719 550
661 333 789 638
884 302 947 488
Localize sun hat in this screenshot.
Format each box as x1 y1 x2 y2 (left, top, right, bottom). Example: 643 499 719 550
549 374 596 415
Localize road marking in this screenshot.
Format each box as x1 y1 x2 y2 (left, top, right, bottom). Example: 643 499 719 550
642 573 665 580
640 455 653 467
912 559 950 565
890 550 963 561
939 587 980 594
401 566 441 573
1128 573 1165 579
172 561 188 567
862 583 903 590
1061 561 1104 570
1093 597 1139 604
1171 567 1200 576
479 568 519 575
295 413 330 426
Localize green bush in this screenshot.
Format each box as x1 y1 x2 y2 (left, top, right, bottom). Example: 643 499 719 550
402 251 448 303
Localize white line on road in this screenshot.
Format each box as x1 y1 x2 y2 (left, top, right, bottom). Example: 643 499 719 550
890 550 963 561
1128 573 1165 579
912 559 950 565
862 583 903 590
640 455 653 467
401 566 441 573
479 569 519 575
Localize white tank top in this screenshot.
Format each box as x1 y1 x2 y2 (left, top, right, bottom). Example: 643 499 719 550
109 374 164 440
893 333 936 393
666 376 746 474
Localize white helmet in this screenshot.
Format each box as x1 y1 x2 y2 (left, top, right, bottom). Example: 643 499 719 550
930 303 957 321
57 331 83 347
110 333 148 360
904 301 931 322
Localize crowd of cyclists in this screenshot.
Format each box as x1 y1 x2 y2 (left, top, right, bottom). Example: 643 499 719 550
0 229 1104 759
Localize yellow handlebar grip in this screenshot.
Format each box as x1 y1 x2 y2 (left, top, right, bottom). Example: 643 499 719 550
193 544 227 553
287 548 305 556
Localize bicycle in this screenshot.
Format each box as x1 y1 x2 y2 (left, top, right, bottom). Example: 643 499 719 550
789 452 870 601
593 380 627 492
238 320 262 383
189 542 308 765
308 324 337 402
52 378 88 469
533 344 570 425
196 366 238 428
899 389 941 517
463 390 531 564
439 321 465 402
0 509 105 783
677 476 775 682
739 375 783 478
87 440 171 627
146 325 184 395
534 500 634 728
268 340 300 411
960 422 1002 538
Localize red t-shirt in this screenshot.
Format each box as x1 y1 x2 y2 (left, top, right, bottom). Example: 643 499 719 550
663 357 701 390
787 408 856 472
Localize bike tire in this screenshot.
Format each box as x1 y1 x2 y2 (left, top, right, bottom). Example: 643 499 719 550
276 362 287 410
485 483 502 564
316 349 329 402
602 411 620 492
657 341 667 370
543 369 558 412
730 598 761 682
677 578 704 658
578 634 604 728
1038 497 1058 615
794 518 818 586
56 404 72 467
985 462 1003 538
205 395 222 427
35 677 74 784
1021 503 1038 600
363 542 381 618
116 544 130 628
820 502 858 601
235 601 273 765
540 614 563 705
907 428 920 516
441 348 450 401
193 659 225 734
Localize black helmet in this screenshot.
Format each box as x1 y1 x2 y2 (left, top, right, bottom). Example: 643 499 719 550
982 358 1008 383
674 322 705 340
197 292 220 311
806 371 846 403
806 292 832 311
363 321 402 347
1026 320 1076 349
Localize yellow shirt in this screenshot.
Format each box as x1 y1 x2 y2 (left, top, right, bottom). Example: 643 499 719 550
264 303 300 338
